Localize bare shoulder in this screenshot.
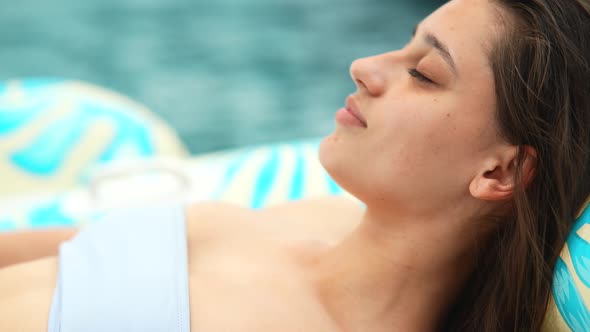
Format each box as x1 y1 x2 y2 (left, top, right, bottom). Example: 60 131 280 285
184 201 262 242
184 196 364 245
263 195 364 217
0 256 58 331
259 196 364 242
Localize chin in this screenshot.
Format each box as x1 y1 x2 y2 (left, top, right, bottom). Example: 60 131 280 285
318 134 338 174
318 133 362 199
318 133 392 208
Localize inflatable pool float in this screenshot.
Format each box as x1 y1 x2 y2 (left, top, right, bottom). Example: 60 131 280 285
0 78 588 331
0 78 351 231
0 78 187 198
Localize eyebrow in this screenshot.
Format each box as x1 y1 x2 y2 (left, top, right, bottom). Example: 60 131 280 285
413 24 458 76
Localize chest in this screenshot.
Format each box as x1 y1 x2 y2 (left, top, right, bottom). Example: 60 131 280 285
186 239 339 332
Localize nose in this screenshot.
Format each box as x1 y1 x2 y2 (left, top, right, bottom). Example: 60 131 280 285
350 55 387 97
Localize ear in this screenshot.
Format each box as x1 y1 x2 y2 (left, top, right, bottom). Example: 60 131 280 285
469 145 537 201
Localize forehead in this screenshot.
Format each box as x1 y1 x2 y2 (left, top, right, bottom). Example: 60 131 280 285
419 0 503 74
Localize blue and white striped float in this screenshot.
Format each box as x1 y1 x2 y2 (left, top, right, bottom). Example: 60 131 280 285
0 78 187 197
0 78 350 231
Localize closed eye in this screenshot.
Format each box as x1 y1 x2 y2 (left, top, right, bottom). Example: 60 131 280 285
408 68 434 84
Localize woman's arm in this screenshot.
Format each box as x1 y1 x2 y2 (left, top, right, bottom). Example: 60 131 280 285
0 229 77 269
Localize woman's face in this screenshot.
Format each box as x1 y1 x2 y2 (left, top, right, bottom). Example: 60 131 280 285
320 0 507 216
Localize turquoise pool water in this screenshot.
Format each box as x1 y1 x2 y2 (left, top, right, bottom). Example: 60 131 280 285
0 0 440 154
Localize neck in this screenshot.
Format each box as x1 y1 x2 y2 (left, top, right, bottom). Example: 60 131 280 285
303 206 478 332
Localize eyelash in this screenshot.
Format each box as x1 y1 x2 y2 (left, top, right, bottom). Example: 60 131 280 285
408 68 434 84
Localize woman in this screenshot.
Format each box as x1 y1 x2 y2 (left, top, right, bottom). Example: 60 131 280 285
1 0 589 330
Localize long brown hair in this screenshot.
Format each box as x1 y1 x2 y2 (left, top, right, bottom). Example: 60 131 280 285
443 0 590 330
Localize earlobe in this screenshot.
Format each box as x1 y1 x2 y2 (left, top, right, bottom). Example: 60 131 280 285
469 167 515 201
469 145 537 201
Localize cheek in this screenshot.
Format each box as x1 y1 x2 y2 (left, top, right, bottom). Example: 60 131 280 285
370 98 490 178
370 101 447 162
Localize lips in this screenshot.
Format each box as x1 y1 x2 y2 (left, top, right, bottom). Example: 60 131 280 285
345 95 367 127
